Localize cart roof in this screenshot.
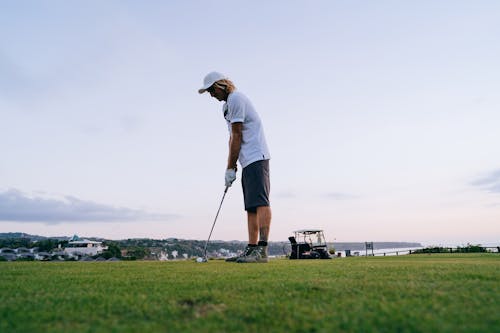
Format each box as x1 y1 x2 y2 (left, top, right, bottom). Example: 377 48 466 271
293 229 324 234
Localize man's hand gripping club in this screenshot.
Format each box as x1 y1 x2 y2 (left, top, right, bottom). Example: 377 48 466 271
225 168 237 187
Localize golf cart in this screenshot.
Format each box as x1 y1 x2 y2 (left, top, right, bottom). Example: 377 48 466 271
288 229 332 259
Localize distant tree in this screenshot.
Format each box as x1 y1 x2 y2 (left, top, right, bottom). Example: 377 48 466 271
101 243 122 259
126 246 149 259
36 239 59 252
0 238 32 249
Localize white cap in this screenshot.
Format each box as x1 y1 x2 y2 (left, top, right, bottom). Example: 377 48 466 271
198 71 226 94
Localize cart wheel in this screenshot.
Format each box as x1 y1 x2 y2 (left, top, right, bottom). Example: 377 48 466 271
319 250 331 259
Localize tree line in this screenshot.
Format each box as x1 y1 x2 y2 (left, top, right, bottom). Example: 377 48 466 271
0 237 291 259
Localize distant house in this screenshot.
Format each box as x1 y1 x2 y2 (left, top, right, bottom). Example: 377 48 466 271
159 251 169 261
18 253 35 260
0 248 15 254
64 235 107 256
0 253 16 261
16 247 30 254
35 252 51 261
2 248 37 261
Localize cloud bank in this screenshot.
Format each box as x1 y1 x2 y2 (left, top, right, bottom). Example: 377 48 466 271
471 169 500 194
324 192 360 200
0 189 176 224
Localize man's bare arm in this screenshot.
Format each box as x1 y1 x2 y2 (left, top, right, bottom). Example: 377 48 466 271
227 122 242 170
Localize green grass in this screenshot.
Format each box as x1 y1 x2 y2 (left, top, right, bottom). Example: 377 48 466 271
1 254 499 333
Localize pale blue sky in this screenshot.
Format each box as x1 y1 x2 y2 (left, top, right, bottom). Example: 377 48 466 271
1 1 499 245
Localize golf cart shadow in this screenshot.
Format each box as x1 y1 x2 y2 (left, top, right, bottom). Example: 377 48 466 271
289 229 332 259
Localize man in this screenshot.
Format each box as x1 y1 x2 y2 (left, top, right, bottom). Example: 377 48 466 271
199 71 272 263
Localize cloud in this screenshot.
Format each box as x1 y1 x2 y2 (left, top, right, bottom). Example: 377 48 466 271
0 54 34 101
471 169 500 194
0 189 177 224
274 190 296 199
323 192 360 200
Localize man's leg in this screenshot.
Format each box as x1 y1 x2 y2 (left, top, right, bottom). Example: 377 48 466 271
237 160 271 263
247 211 259 245
245 206 271 245
256 206 271 261
225 211 258 262
237 206 271 263
257 206 272 242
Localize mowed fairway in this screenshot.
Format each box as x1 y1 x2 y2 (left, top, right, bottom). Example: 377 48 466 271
1 254 499 333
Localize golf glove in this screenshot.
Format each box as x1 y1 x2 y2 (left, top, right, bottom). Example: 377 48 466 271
225 168 237 187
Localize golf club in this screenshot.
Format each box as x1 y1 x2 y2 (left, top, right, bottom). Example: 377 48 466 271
197 186 229 263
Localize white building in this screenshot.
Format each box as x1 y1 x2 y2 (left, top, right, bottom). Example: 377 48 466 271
64 235 107 256
159 251 169 261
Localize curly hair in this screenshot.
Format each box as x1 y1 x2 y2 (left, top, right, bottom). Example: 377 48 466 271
214 79 236 93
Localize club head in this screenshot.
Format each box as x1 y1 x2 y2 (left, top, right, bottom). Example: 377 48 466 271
196 257 208 263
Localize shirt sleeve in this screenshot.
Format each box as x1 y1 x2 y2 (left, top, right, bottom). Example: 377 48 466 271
227 94 245 123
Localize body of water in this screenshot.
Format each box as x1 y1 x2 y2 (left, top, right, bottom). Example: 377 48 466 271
335 247 424 257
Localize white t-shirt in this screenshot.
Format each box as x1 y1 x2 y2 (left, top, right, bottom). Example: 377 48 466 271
223 91 271 168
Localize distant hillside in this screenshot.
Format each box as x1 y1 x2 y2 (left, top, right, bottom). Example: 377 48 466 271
0 233 67 241
0 232 46 241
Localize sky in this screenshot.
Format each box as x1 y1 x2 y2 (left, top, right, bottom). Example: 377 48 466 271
1 1 499 246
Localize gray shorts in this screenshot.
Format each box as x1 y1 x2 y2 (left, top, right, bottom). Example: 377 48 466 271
242 159 270 213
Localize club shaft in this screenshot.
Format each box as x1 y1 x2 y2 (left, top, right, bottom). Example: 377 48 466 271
203 186 229 258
